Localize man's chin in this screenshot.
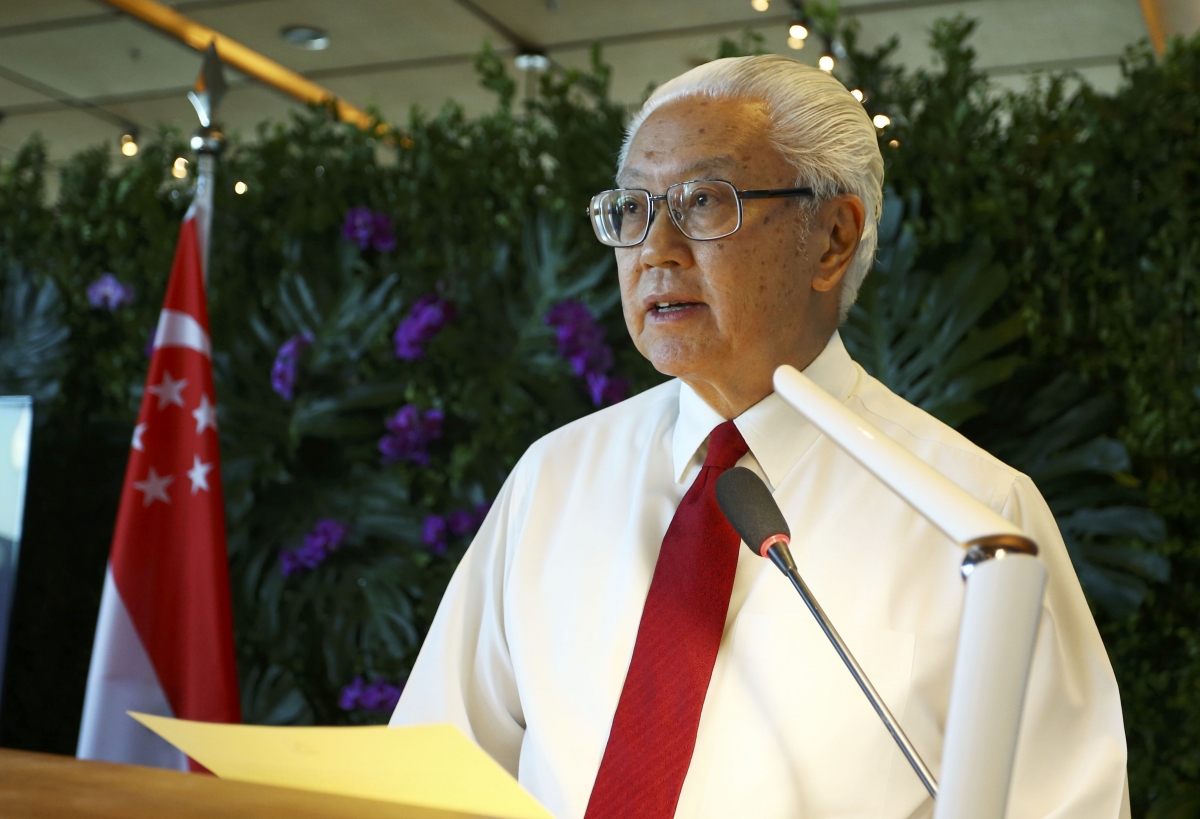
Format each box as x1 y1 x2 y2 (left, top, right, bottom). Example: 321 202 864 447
642 340 714 381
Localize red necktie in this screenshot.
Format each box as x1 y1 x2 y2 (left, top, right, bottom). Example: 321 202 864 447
585 420 750 819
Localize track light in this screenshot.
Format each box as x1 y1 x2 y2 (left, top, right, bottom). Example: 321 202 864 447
171 157 188 179
120 131 138 157
851 89 865 102
751 0 770 11
819 54 835 72
873 114 892 129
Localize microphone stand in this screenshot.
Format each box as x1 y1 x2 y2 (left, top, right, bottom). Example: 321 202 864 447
765 542 939 799
773 364 1048 819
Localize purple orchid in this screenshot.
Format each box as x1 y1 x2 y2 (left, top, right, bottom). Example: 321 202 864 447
279 517 347 577
447 509 476 537
422 514 448 554
342 207 374 248
543 299 628 407
569 343 614 379
339 676 405 713
422 502 491 550
543 300 593 328
393 294 456 360
338 676 366 711
370 212 396 252
87 273 136 311
586 373 630 407
342 207 395 251
270 332 314 401
379 405 444 465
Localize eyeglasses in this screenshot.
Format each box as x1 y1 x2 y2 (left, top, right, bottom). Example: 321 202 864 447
587 179 814 248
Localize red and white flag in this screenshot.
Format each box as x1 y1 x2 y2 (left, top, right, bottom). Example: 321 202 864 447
77 171 240 770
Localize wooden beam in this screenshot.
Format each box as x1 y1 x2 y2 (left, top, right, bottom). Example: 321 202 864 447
1139 0 1167 56
96 0 375 129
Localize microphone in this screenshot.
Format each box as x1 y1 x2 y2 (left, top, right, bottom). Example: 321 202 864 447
715 467 938 799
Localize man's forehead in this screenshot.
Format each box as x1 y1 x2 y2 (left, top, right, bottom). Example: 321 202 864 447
618 154 740 186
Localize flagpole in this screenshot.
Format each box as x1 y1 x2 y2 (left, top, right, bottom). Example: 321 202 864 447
77 40 240 772
189 127 221 284
187 42 227 284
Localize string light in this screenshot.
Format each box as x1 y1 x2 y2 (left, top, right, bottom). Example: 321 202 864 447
889 139 900 148
751 0 769 10
234 180 248 195
171 157 188 179
851 89 865 102
120 132 138 157
818 54 835 72
872 113 891 129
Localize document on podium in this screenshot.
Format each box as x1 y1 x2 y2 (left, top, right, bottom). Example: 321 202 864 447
130 712 553 819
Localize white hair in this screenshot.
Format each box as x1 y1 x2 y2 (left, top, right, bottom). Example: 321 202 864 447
618 55 884 320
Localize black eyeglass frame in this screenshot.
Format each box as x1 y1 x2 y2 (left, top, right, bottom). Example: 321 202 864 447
587 179 815 247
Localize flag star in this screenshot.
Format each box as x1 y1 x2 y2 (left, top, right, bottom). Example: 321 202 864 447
133 467 174 506
148 371 188 410
192 393 218 435
131 423 148 451
186 455 213 495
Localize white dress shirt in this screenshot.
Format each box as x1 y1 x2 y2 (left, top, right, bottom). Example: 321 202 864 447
391 332 1129 819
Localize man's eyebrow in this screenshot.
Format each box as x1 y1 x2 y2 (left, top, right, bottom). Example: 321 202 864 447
618 155 739 187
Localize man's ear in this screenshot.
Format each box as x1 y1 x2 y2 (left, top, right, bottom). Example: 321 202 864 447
811 194 867 294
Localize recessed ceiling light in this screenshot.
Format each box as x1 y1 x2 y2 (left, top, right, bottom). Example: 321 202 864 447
514 53 551 71
281 25 330 51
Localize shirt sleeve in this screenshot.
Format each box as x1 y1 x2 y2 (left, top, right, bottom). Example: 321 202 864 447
389 468 526 776
1001 474 1130 819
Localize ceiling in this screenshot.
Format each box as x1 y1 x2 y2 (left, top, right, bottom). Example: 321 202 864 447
0 0 1194 167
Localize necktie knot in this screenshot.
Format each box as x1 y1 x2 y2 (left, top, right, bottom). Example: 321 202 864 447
703 420 749 470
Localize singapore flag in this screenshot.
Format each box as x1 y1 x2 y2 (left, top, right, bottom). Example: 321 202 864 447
77 172 240 769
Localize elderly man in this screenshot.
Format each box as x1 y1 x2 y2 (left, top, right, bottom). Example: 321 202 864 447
391 55 1127 819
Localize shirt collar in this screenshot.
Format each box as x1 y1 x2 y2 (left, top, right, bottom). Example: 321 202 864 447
672 331 858 488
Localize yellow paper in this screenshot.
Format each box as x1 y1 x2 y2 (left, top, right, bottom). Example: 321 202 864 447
129 713 552 819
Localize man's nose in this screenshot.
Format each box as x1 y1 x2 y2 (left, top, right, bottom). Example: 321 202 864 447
638 201 693 270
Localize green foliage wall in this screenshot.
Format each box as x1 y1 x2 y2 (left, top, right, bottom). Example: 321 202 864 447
0 45 656 737
0 21 1198 817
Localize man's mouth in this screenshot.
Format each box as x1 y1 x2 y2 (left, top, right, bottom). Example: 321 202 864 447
653 301 700 313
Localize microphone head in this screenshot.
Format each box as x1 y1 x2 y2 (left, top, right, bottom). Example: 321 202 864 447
715 467 791 558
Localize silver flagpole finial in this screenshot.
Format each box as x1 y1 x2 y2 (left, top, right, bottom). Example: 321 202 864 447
188 42 229 131
186 42 227 284
189 42 227 158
